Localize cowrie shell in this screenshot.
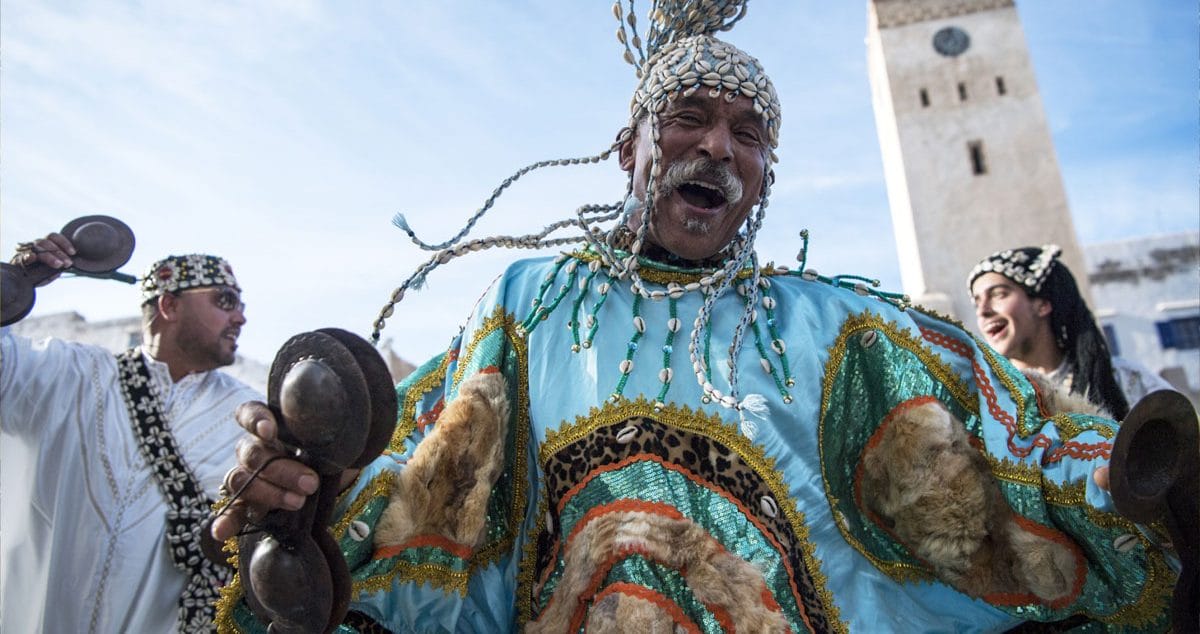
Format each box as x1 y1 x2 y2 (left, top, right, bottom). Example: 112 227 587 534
616 424 639 444
760 496 779 518
1113 534 1138 553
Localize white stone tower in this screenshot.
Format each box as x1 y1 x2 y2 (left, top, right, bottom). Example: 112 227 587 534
866 0 1090 322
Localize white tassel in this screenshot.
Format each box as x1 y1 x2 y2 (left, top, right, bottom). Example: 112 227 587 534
737 392 768 440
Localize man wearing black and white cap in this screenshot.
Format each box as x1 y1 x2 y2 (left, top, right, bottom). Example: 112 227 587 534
1 236 261 633
969 244 1173 419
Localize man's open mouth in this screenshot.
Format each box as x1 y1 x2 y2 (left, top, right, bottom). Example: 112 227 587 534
677 182 727 210
983 320 1006 338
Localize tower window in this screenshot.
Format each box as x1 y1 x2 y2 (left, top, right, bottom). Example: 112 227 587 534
968 140 987 175
957 82 968 101
919 88 930 107
995 76 1007 95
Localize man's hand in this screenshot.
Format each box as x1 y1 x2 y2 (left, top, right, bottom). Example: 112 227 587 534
12 232 76 286
1093 465 1110 491
210 401 321 541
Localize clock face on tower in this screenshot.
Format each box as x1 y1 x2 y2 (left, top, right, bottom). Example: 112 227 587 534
933 26 970 57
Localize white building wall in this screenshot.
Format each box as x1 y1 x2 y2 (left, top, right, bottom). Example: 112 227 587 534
1086 232 1200 404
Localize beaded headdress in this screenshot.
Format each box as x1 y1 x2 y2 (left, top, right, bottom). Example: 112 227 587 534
967 245 1061 295
374 1 785 415
141 254 240 302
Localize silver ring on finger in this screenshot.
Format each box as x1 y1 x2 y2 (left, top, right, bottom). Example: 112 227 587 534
219 469 237 498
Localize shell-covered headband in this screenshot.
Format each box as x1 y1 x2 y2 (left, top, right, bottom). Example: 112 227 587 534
968 244 1062 295
617 1 781 162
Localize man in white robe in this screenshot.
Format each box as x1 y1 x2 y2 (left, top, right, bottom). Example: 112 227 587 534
1 239 261 633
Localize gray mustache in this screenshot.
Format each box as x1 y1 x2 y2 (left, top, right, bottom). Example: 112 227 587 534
660 158 744 206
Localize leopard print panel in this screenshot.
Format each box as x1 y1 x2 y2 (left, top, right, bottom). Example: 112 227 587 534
537 415 829 632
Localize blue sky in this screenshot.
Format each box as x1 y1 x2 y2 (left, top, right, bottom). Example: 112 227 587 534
2 1 1196 365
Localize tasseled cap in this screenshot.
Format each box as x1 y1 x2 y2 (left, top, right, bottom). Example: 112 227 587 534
141 254 240 302
615 0 781 162
968 245 1062 295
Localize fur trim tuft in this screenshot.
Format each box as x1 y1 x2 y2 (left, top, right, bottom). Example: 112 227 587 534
374 371 511 551
859 399 1079 604
1022 369 1109 418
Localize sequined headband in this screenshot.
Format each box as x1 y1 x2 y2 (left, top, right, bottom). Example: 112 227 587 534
968 244 1061 294
141 254 240 302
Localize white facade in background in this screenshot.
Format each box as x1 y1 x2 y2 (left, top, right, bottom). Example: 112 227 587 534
8 312 269 394
866 0 1089 321
1086 232 1200 404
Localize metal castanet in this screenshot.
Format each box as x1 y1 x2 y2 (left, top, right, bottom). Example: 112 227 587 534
1108 389 1199 631
1 215 137 326
226 328 398 634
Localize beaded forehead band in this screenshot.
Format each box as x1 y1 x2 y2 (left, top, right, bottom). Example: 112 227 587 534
968 244 1062 295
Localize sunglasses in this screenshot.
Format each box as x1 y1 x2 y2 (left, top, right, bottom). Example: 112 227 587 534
175 286 246 313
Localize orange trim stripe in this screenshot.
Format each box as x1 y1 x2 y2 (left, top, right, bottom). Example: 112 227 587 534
565 498 684 545
706 600 736 633
373 533 474 561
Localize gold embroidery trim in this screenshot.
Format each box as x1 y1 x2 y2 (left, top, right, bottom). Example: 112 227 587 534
1096 548 1174 627
334 471 395 540
389 352 452 453
356 561 471 597
983 453 1043 487
214 548 242 633
539 396 847 634
1050 413 1116 442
